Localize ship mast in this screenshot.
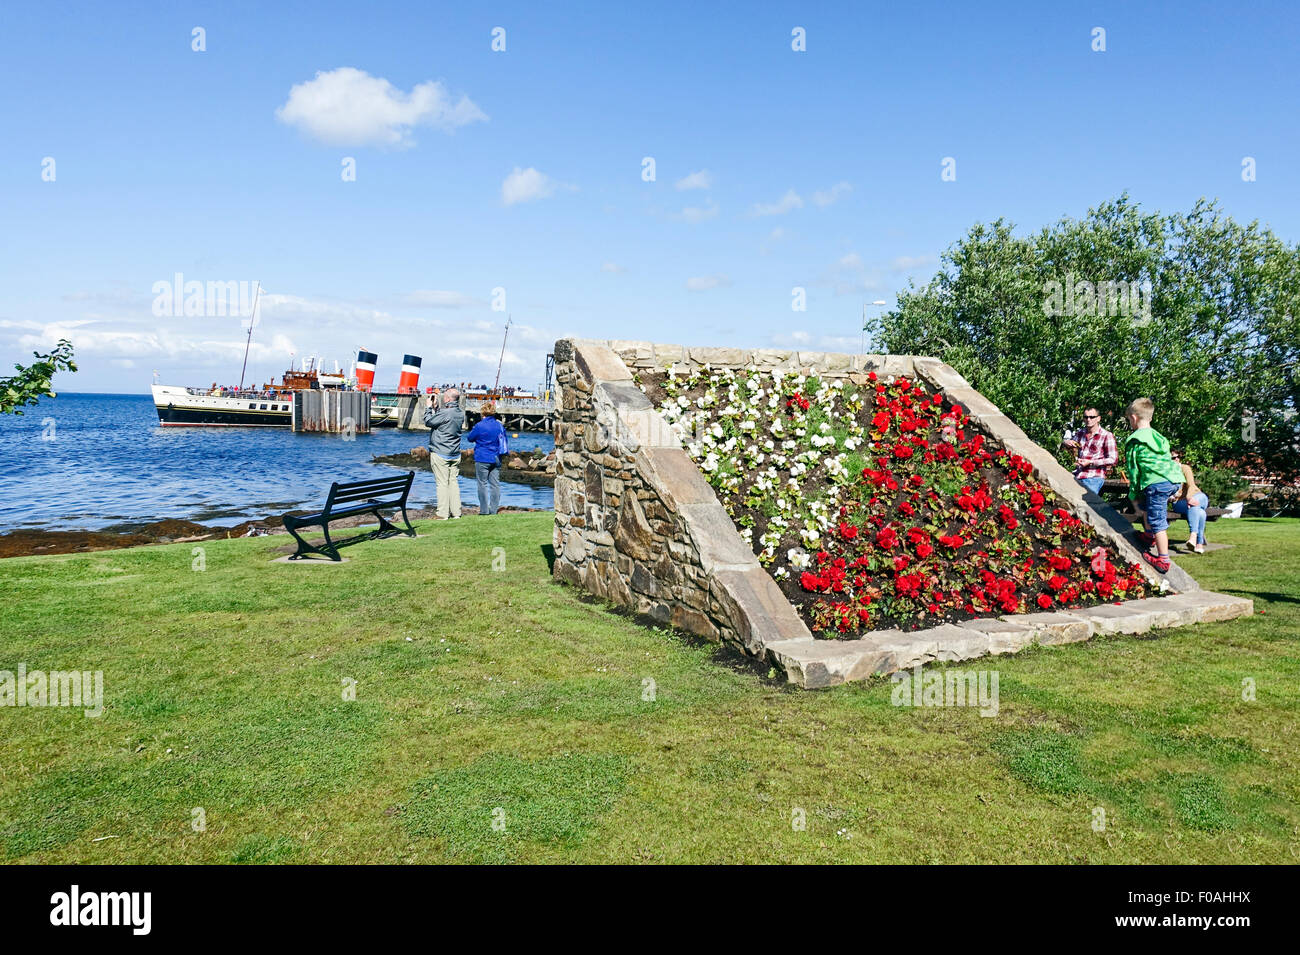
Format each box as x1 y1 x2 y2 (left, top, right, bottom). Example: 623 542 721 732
493 314 511 396
238 281 261 392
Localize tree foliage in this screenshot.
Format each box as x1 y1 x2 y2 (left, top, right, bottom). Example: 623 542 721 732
1 340 77 415
871 196 1298 506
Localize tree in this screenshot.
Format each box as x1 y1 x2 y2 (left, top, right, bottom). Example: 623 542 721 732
1 339 77 414
870 196 1299 507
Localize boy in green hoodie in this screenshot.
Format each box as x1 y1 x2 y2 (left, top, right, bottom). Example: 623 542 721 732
1123 397 1185 573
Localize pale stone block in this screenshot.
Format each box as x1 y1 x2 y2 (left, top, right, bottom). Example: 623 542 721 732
574 342 633 383
1006 611 1094 645
960 617 1036 654
678 502 758 572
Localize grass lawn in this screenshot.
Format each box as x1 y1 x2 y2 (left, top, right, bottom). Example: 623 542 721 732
1 514 1296 864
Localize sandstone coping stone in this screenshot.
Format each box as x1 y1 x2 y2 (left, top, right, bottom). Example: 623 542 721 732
763 635 899 688
688 346 751 367
711 567 813 657
1005 611 1094 645
638 447 718 512
1153 589 1254 623
608 340 655 363
678 502 760 572
760 589 1253 686
913 623 994 661
1072 601 1178 635
651 343 687 366
958 616 1036 654
855 354 917 378
573 340 634 383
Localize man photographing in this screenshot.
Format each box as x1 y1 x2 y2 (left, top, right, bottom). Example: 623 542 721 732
424 386 467 519
1063 407 1118 495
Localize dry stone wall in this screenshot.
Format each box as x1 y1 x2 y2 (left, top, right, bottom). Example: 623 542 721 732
551 338 1252 687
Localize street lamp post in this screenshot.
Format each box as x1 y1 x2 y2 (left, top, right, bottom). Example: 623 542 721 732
860 300 888 354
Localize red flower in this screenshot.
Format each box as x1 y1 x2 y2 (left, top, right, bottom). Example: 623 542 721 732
872 411 891 432
915 542 934 559
1048 574 1068 592
894 555 910 572
876 527 898 549
938 534 965 549
895 574 923 598
1036 594 1053 609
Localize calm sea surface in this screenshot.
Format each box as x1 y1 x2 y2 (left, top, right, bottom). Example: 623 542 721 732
0 393 554 532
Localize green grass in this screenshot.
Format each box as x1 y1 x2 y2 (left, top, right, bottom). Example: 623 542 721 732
0 515 1296 863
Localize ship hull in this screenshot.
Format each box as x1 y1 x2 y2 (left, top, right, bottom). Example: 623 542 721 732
152 384 293 428
156 405 290 427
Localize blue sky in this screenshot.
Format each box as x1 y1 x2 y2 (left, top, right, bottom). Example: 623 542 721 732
2 0 1297 393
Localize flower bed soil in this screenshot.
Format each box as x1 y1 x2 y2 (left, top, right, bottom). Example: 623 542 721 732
640 366 1152 637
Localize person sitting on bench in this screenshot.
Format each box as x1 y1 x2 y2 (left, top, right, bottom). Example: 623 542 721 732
1169 449 1210 554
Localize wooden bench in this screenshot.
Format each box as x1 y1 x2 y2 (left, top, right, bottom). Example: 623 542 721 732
1099 479 1227 522
283 471 416 561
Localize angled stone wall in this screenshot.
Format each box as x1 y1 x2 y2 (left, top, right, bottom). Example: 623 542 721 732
551 339 1253 687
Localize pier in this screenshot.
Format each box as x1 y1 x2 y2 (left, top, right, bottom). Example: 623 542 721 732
292 390 371 433
377 394 556 433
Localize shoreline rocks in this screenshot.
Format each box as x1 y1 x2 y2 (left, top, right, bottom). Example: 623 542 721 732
371 447 556 487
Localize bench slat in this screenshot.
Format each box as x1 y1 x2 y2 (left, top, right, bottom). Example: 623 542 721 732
332 477 412 492
283 471 416 560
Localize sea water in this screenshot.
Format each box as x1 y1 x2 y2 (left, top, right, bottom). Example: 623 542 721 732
0 393 554 532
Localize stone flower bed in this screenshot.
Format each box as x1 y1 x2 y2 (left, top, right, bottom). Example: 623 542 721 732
640 365 1152 637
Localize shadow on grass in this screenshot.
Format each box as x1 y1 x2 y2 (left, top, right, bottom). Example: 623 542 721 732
287 525 412 560
540 543 556 574
556 582 789 688
1225 589 1300 606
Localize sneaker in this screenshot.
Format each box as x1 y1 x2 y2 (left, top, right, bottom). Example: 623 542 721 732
1143 552 1172 573
1135 531 1156 549
1194 544 1205 554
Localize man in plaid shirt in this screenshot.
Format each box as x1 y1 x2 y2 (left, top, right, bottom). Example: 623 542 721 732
1063 407 1117 495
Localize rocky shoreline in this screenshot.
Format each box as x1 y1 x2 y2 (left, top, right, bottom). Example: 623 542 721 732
371 446 556 487
1 447 556 560
0 506 545 560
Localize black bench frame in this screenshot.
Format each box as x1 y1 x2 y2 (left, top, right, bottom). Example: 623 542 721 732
283 471 416 561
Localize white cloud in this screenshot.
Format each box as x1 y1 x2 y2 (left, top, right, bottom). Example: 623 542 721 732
601 262 626 273
769 227 785 240
686 274 731 291
6 286 559 392
680 200 719 223
752 189 804 217
817 251 887 296
275 67 487 147
502 167 570 205
888 254 937 272
405 290 478 308
675 169 713 191
811 182 853 207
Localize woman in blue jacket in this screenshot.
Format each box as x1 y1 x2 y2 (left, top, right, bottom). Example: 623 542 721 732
466 404 507 515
